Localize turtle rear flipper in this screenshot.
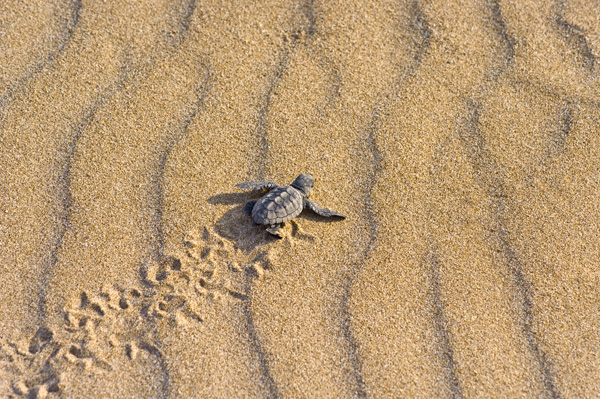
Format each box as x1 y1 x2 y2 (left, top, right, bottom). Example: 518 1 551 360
266 224 283 238
305 199 345 219
236 181 279 191
243 200 257 214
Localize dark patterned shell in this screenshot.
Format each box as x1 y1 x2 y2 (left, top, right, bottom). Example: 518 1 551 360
251 186 304 225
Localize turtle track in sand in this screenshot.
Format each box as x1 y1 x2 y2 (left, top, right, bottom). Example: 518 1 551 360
0 227 272 398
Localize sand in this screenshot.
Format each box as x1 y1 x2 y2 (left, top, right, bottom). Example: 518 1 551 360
0 0 599 397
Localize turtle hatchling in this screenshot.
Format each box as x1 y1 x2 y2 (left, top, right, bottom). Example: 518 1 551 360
236 174 345 238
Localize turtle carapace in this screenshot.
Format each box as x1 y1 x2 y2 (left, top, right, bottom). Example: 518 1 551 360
236 174 345 238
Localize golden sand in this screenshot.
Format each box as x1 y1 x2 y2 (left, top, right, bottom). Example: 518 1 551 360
1 0 599 397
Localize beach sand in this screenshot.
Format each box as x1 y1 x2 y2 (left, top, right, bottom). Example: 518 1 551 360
1 0 599 397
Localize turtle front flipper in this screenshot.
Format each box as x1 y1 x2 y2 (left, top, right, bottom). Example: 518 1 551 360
266 224 283 238
236 181 279 191
304 199 345 219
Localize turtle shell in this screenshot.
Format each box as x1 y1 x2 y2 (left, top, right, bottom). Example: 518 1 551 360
252 185 304 225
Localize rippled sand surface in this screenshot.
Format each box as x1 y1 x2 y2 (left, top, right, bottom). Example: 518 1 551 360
1 1 599 398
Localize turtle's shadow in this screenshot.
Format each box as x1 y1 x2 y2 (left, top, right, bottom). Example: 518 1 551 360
209 192 279 253
207 192 249 206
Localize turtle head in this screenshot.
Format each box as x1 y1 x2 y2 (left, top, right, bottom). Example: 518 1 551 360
291 174 314 197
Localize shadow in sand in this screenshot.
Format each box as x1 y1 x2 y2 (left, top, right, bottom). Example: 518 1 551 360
213 204 281 253
209 191 279 253
208 192 250 206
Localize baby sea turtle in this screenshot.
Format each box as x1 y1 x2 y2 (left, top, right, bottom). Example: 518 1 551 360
236 174 345 238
